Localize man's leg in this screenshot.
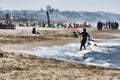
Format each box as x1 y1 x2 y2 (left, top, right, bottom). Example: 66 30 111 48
83 45 86 50
83 41 86 50
80 44 82 51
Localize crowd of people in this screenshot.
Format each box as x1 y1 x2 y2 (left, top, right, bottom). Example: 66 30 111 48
19 21 67 28
97 21 119 30
19 21 119 31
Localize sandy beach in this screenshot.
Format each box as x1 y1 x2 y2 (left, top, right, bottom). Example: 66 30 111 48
0 27 120 80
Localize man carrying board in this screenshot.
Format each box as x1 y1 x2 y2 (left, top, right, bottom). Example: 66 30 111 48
78 28 90 51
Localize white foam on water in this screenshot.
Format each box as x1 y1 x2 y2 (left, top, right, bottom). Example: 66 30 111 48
11 39 120 69
98 39 120 46
85 58 94 63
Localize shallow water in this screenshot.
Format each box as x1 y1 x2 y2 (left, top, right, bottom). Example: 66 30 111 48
14 38 120 69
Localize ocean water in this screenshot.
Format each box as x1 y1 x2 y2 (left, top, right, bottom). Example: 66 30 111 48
14 38 120 69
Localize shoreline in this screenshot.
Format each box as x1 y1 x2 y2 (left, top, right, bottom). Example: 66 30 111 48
7 38 120 69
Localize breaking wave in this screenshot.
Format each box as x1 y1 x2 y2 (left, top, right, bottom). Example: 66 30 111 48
13 38 120 69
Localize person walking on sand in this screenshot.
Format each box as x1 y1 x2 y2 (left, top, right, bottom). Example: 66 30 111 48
78 28 90 51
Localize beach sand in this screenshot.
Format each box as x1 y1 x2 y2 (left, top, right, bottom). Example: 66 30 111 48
0 27 120 80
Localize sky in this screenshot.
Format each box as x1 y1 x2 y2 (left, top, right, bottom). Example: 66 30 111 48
0 0 120 14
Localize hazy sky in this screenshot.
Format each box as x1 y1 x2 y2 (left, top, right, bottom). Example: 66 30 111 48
0 0 120 14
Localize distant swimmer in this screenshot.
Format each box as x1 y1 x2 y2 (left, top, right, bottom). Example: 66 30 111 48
78 28 90 50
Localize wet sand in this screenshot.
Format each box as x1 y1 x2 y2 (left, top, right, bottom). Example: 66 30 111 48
0 27 120 80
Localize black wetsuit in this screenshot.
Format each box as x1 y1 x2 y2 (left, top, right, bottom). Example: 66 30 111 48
79 31 90 50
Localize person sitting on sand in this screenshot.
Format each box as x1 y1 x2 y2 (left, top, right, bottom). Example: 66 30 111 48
78 28 90 50
32 27 40 34
32 27 36 34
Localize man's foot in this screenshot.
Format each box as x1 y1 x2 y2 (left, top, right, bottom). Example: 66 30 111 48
80 49 82 51
84 47 86 50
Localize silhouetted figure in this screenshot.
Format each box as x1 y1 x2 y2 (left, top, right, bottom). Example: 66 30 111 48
108 21 111 29
113 22 119 30
6 13 10 24
97 21 103 31
32 27 36 34
32 27 40 34
105 21 108 28
73 31 78 38
79 28 90 50
115 22 119 30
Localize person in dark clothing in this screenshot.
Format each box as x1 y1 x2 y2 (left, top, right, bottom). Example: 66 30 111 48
79 28 90 50
32 27 36 34
32 27 40 34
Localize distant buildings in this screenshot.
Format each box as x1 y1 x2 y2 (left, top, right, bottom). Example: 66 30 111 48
47 6 52 11
0 5 120 23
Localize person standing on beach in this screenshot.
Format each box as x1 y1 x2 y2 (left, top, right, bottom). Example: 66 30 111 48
78 28 90 50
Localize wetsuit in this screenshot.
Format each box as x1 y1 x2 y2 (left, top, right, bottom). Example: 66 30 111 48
79 31 90 50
